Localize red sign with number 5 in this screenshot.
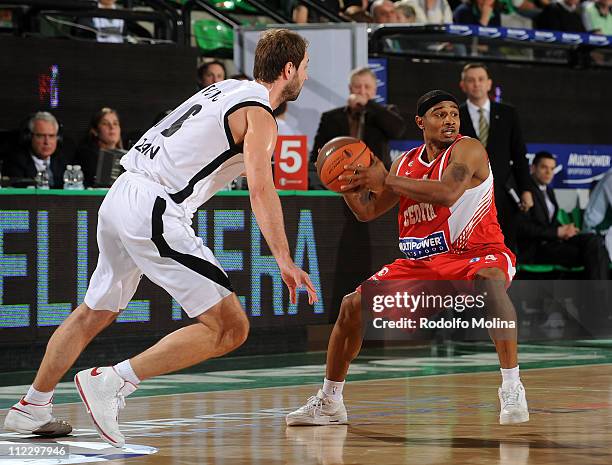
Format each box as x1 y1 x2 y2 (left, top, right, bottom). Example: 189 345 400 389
274 135 308 190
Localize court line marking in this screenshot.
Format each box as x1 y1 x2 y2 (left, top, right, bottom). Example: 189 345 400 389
2 361 609 411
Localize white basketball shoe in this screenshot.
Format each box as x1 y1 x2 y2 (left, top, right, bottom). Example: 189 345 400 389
4 398 72 437
286 390 348 426
498 381 529 425
74 367 136 448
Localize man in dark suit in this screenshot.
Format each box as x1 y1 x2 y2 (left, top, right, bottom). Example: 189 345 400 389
518 151 609 279
310 67 405 175
5 112 67 188
459 62 533 253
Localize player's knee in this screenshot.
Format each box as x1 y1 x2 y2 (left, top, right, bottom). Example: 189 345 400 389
220 305 250 350
338 292 362 328
75 304 117 332
231 313 250 348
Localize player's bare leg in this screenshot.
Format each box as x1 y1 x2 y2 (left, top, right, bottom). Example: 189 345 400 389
34 304 118 391
4 304 117 437
130 293 249 379
74 293 249 447
286 292 362 426
326 292 363 382
476 267 529 425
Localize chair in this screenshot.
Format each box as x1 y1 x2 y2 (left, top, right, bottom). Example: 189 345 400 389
192 18 233 53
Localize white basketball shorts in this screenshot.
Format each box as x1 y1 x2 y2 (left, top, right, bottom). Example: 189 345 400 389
84 172 233 318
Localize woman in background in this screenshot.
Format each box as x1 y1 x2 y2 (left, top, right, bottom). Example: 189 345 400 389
74 107 123 187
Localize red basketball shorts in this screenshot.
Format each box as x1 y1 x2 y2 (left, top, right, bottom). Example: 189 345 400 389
359 248 516 291
356 248 516 332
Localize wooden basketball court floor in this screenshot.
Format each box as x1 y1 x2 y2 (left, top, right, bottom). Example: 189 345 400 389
1 345 612 464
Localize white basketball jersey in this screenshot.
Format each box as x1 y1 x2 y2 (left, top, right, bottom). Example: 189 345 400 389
120 79 272 214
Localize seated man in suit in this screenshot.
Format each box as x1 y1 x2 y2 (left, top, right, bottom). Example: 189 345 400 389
5 112 67 188
310 66 405 178
517 151 609 279
459 62 533 253
583 168 612 262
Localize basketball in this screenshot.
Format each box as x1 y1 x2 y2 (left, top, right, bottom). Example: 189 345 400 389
316 137 373 193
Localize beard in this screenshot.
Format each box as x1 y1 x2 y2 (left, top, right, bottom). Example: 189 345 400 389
279 75 303 103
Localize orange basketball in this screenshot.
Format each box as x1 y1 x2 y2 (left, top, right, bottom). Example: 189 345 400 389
316 137 373 193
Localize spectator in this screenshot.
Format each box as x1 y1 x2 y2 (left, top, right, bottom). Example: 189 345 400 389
582 0 612 34
459 63 532 252
453 0 502 26
289 0 370 23
371 0 400 22
197 60 226 90
77 0 125 43
584 168 612 262
343 3 374 21
535 0 586 31
4 112 67 188
413 0 454 23
310 66 405 176
509 0 553 17
73 107 123 187
517 151 609 279
289 0 342 23
73 0 152 43
395 1 424 22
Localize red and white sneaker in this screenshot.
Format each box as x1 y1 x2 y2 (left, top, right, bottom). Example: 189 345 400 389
74 367 136 448
4 398 72 437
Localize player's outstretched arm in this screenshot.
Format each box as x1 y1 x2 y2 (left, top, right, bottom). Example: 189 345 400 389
243 107 318 305
340 155 401 222
385 138 486 207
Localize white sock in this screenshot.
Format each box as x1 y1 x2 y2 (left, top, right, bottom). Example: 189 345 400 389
322 378 344 401
24 386 54 405
500 366 520 386
113 360 141 387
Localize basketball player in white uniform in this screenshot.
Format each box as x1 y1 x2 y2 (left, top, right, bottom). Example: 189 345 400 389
4 29 316 447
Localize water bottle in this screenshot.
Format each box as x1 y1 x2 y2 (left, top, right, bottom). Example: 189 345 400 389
63 165 74 190
36 170 50 190
73 165 85 190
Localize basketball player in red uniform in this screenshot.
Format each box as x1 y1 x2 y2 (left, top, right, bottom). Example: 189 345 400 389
287 90 529 426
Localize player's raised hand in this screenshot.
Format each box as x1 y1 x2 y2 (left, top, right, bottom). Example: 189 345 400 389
339 154 388 193
279 262 319 305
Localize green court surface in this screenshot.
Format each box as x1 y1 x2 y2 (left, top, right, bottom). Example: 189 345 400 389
1 342 611 409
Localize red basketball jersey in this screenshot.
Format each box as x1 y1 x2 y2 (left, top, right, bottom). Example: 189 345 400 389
395 135 507 260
